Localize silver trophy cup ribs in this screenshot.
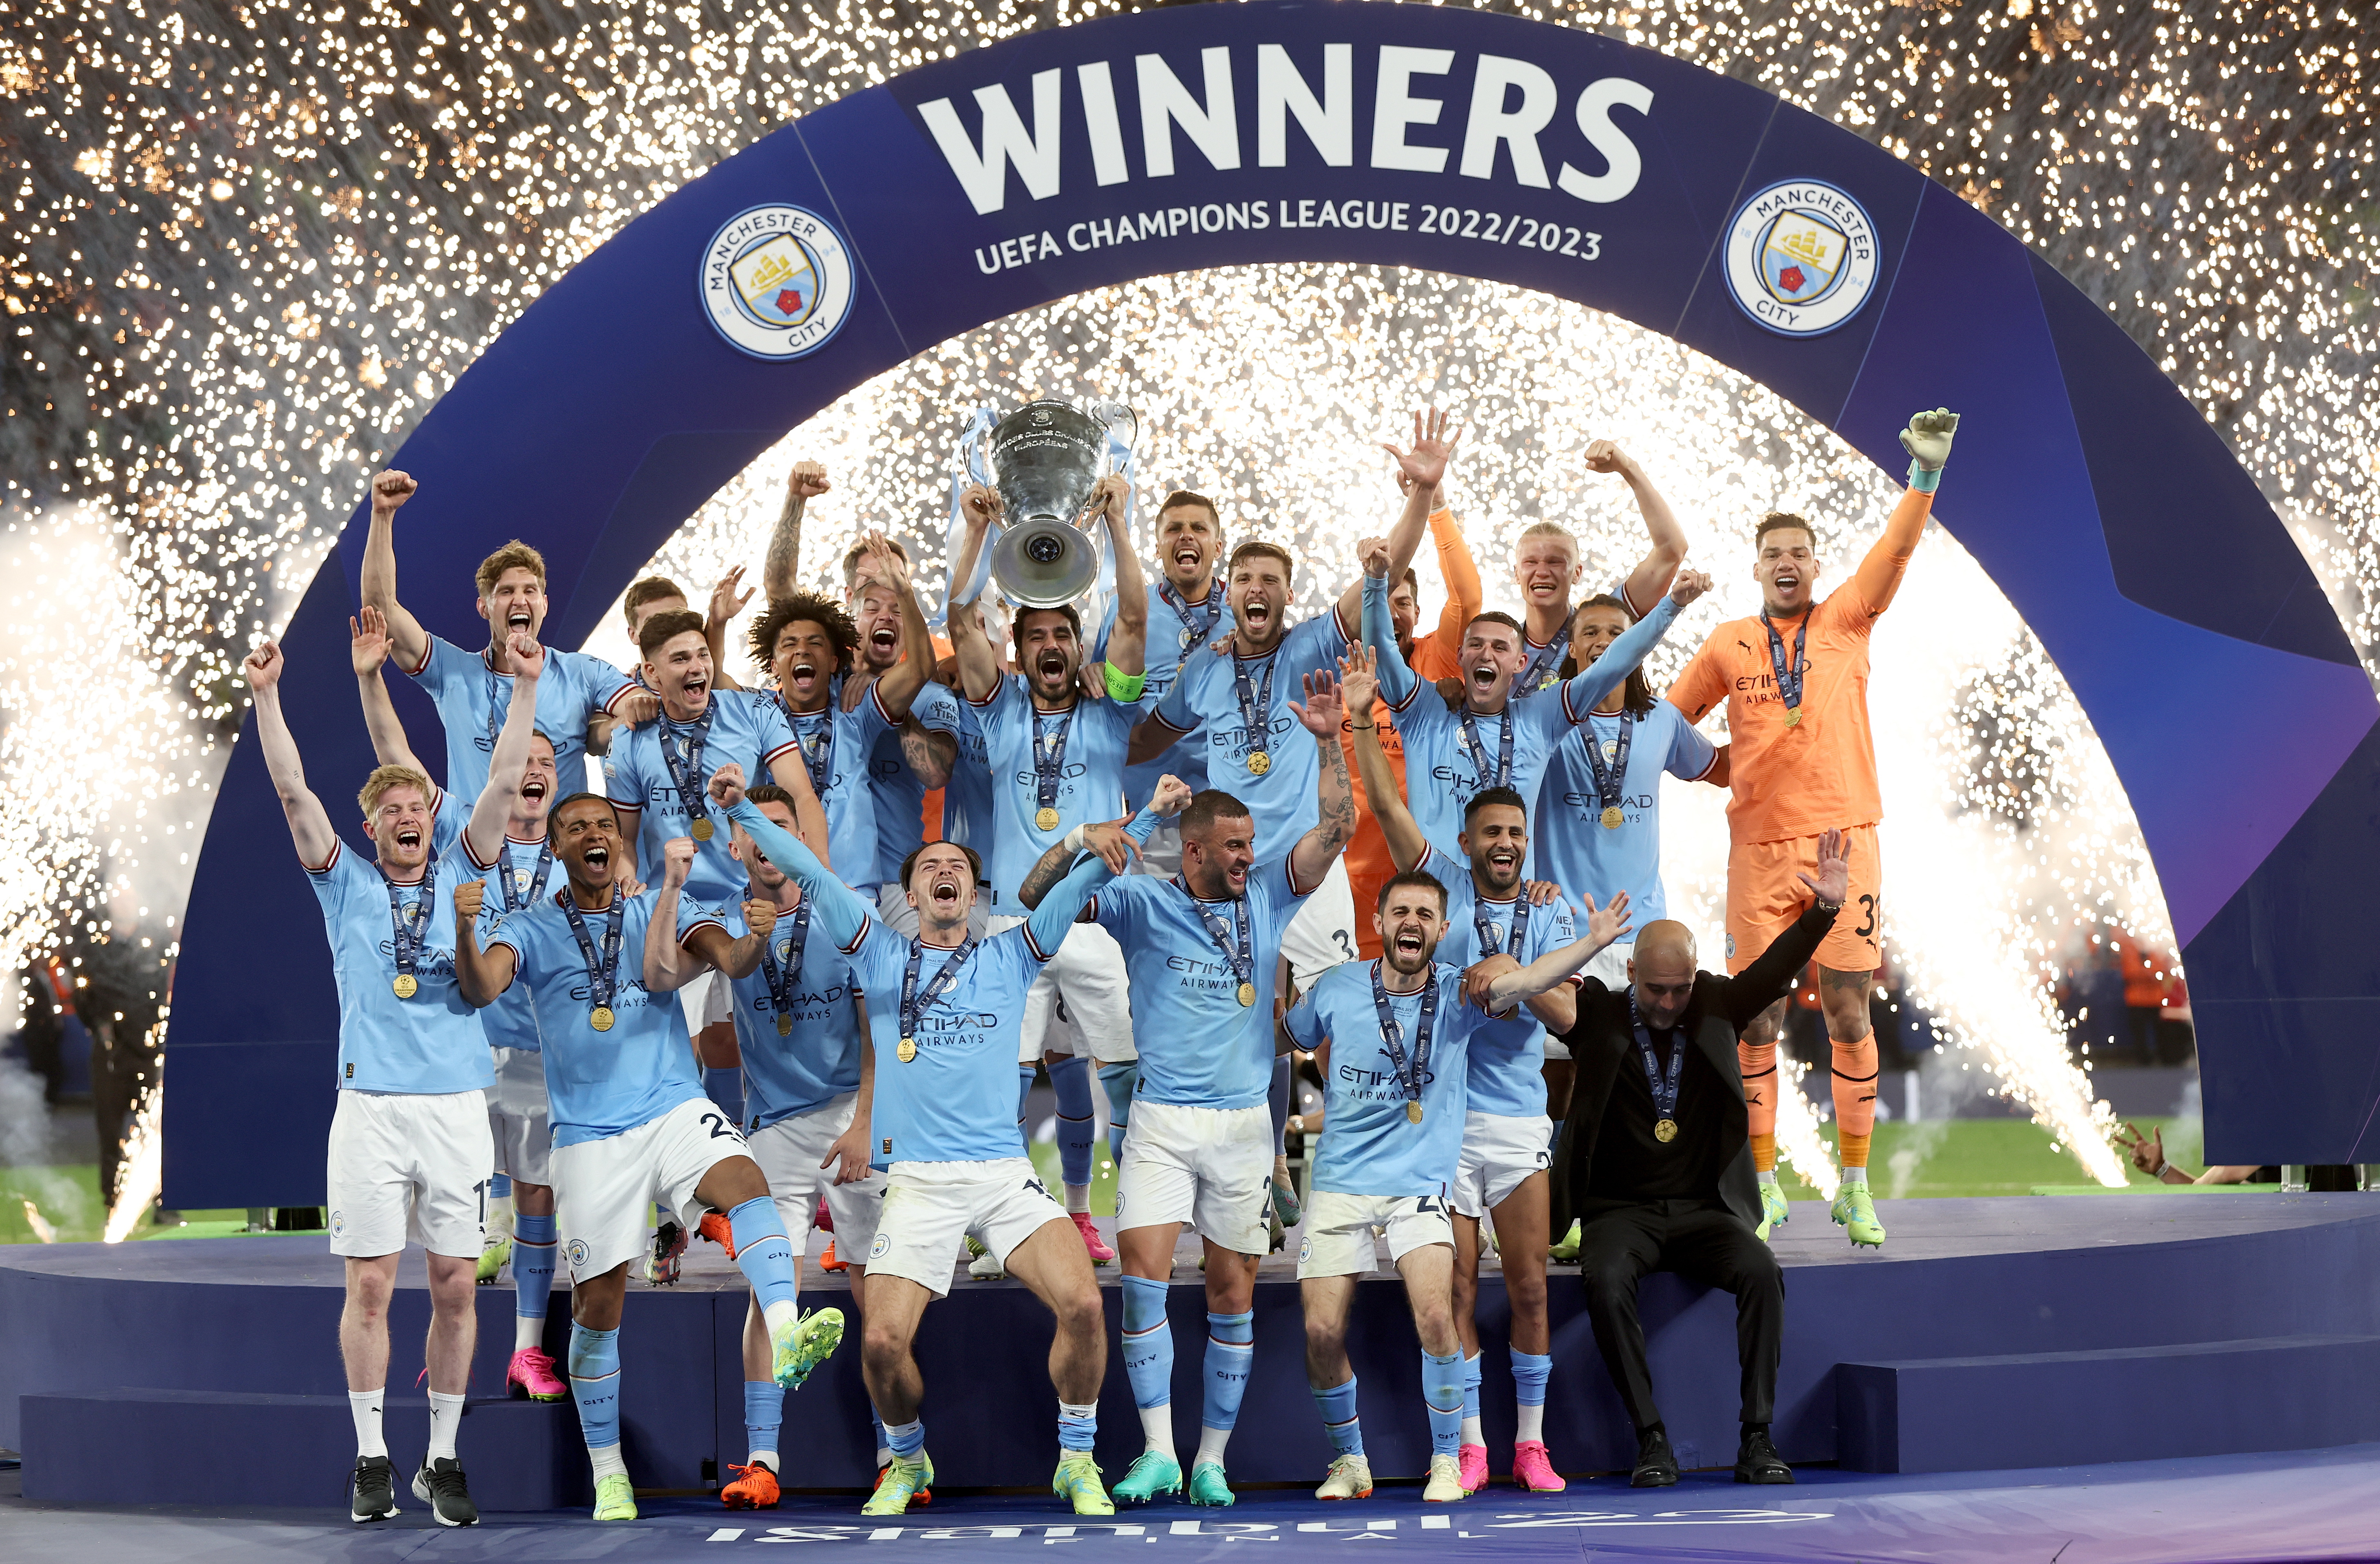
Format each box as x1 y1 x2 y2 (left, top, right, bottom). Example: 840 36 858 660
980 398 1135 608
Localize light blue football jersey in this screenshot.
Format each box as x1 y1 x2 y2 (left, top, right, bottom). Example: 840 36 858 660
1418 848 1578 1118
1537 702 1715 925
776 683 897 893
483 888 723 1146
938 693 993 858
407 634 631 806
1282 960 1494 1198
973 676 1143 910
603 690 799 908
1148 608 1350 864
722 896 865 1132
870 678 968 888
1089 855 1315 1111
308 836 497 1095
429 786 553 1055
1097 579 1234 808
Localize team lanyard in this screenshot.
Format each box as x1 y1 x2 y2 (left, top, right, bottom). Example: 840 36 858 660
1760 611 1807 728
1455 704 1515 791
754 891 812 1039
382 857 436 999
1517 630 1569 694
494 838 555 914
1370 960 1441 1126
1580 708 1637 829
1230 649 1277 777
1472 893 1531 961
561 889 629 1031
786 699 834 799
1031 703 1076 833
655 702 717 841
897 936 979 1062
1159 581 1224 656
1628 993 1685 1143
1176 878 1255 1006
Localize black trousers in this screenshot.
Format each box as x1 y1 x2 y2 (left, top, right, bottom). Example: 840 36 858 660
1574 1197 1783 1430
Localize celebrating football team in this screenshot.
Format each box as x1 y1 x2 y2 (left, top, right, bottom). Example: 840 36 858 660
271 402 1962 1523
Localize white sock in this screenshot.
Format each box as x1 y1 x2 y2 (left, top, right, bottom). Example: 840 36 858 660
349 1388 386 1459
1461 1414 1484 1446
1194 1426 1231 1470
487 1193 514 1239
875 1441 893 1468
1139 1403 1175 1458
1756 1169 1778 1186
1843 1165 1869 1186
514 1315 544 1352
750 1449 779 1472
1516 1402 1545 1443
427 1390 465 1462
588 1443 628 1481
761 1298 800 1334
1066 1184 1091 1215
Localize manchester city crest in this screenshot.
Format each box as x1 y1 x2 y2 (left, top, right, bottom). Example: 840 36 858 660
700 204 855 361
1723 180 1879 338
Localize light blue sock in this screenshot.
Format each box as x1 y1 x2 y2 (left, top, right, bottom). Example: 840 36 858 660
1121 1274 1174 1412
512 1211 558 1324
884 1417 926 1460
1463 1351 1483 1420
490 1171 512 1202
872 1410 890 1463
1058 1398 1098 1453
1423 1350 1466 1457
705 1066 745 1122
567 1323 622 1454
1098 1061 1136 1160
1202 1310 1254 1437
1049 1055 1095 1188
1018 1064 1036 1135
1313 1375 1362 1456
1512 1349 1552 1408
726 1196 799 1316
744 1379 783 1463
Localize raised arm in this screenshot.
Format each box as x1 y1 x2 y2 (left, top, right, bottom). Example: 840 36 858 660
853 530 935 718
1019 774 1191 909
761 734 832 867
1094 476 1148 679
1593 442 1688 616
1287 666 1357 890
1484 891 1633 1008
245 642 340 868
1557 576 1696 719
900 723 958 791
453 879 517 1007
948 485 1004 702
1425 499 1483 645
707 568 755 693
465 630 545 865
1359 556 1421 708
644 838 703 994
1338 409 1462 636
1853 410 1960 614
1342 647 1425 872
763 460 829 602
1024 802 1162 953
714 765 875 948
350 605 426 774
357 470 431 673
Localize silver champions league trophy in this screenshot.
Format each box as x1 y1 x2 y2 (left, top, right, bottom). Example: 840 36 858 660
969 397 1139 608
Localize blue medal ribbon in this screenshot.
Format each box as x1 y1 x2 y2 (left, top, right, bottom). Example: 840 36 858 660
786 699 834 800
1472 893 1531 961
1159 581 1223 657
1454 704 1515 791
899 936 980 1046
756 892 812 1034
1230 650 1277 775
1760 610 1807 719
1032 704 1076 824
382 858 438 987
1369 961 1440 1117
1175 877 1254 997
494 838 555 914
560 889 629 1016
655 702 716 836
1580 708 1637 820
1517 630 1569 694
1629 992 1685 1139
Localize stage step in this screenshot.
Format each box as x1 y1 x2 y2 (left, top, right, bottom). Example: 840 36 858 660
1836 1333 2380 1473
21 1387 589 1509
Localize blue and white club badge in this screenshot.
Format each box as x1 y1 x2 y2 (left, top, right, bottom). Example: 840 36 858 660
1723 180 1879 337
700 204 855 360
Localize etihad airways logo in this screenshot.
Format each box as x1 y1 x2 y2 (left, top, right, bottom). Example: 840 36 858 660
912 44 1654 217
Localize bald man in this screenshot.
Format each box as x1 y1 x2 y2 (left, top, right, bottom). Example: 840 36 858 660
1541 830 1847 1490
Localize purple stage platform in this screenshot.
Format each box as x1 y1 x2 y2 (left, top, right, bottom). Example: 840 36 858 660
5 1194 2378 1515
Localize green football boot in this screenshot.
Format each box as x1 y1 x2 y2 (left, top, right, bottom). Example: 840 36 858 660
1053 1452 1114 1515
1756 1181 1789 1242
1830 1182 1886 1248
771 1305 845 1390
593 1471 638 1521
1187 1461 1235 1506
1548 1219 1581 1263
1112 1449 1183 1504
864 1454 933 1516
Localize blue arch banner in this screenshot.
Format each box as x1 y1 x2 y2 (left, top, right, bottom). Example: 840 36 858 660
168 1 2380 1203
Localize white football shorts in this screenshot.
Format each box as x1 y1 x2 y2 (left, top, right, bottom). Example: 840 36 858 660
1295 1190 1456 1279
327 1088 494 1260
864 1156 1069 1299
1112 1099 1273 1256
1451 1110 1555 1219
549 1096 752 1284
748 1091 885 1265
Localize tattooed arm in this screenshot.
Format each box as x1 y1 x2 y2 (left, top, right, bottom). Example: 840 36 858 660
1287 668 1356 891
763 460 829 601
901 722 957 791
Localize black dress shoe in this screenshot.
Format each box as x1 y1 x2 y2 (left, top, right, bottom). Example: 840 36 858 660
1734 1428 1794 1484
1630 1427 1679 1488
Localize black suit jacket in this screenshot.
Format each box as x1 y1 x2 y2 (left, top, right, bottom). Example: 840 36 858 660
1549 904 1839 1233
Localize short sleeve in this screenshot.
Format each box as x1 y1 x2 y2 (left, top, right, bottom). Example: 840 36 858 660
674 893 727 944
855 681 901 746
1665 713 1718 781
912 681 964 737
1420 847 1466 899
1287 611 1350 678
305 840 353 905
1665 633 1728 725
407 631 465 693
1282 988 1326 1052
1150 661 1198 733
752 693 801 769
482 904 532 970
564 649 637 717
604 733 646 807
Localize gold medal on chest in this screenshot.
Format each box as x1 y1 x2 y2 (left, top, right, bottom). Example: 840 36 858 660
690 818 714 842
1654 1117 1679 1143
776 1013 793 1037
392 974 418 999
1036 806 1060 833
897 1036 919 1063
590 1005 616 1032
1246 751 1271 776
1406 1100 1425 1126
1600 806 1624 829
1783 707 1802 728
1237 981 1256 1007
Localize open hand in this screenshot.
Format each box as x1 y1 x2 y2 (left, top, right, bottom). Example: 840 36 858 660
709 566 754 629
1584 889 1633 947
349 606 390 676
852 531 911 595
1796 827 1849 907
1382 407 1463 492
1337 645 1379 716
707 762 749 811
2114 1120 2165 1176
1289 669 1346 736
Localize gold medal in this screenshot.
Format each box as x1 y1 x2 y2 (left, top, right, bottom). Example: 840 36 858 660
1036 806 1060 832
691 818 714 842
1406 1101 1425 1126
1245 750 1271 776
392 974 418 999
1784 706 1802 728
590 1005 615 1032
1600 806 1624 829
776 1013 792 1037
1654 1117 1678 1143
897 1036 918 1063
1237 981 1256 1007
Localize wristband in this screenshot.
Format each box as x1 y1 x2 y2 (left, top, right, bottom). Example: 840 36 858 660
1102 663 1147 702
1906 459 1942 494
1062 823 1089 854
